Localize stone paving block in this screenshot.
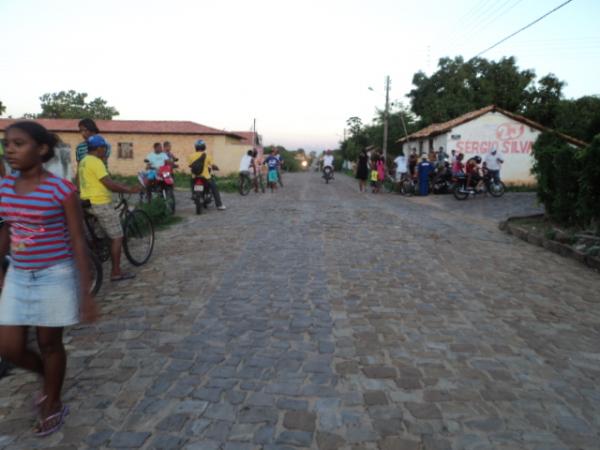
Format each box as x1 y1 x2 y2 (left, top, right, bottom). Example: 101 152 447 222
148 434 187 450
363 390 388 406
379 436 422 450
108 431 151 448
253 424 276 445
283 410 316 432
276 430 314 447
183 440 221 450
156 413 189 432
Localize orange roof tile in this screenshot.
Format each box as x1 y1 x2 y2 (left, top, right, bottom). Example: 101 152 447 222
0 118 243 139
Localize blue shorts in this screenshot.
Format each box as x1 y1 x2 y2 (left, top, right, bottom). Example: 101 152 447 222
0 260 80 327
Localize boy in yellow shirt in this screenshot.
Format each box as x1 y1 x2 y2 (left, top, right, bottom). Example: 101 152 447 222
188 139 226 210
79 135 141 281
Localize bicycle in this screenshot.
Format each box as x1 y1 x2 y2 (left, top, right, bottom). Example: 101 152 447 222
399 175 417 196
82 194 155 294
239 172 252 196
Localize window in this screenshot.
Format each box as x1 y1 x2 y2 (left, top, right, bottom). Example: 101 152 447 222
118 142 133 159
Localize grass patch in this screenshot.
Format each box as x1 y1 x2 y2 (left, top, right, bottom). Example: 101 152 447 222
136 196 182 230
505 184 537 192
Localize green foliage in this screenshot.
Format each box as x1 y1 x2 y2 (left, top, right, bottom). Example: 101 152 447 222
0 100 6 116
577 135 600 228
554 96 600 143
532 132 600 228
29 90 119 119
137 197 182 229
408 56 535 125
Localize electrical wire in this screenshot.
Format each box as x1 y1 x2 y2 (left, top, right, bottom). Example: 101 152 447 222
472 0 575 58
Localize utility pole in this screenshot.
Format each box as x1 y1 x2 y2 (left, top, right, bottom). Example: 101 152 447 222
383 75 390 163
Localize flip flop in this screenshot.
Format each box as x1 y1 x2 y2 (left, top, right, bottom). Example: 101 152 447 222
110 272 136 282
34 404 69 437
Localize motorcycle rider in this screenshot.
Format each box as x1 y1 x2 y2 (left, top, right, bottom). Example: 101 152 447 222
146 142 172 170
322 149 335 179
465 155 482 191
483 148 504 184
188 139 226 210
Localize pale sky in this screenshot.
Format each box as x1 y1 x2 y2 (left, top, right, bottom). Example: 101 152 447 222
1 0 598 151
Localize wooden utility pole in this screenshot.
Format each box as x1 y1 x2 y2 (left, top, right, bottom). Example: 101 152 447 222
383 76 390 163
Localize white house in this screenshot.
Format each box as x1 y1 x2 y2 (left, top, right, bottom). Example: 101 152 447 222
398 105 587 185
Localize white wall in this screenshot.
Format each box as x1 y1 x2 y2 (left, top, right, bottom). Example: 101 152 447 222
448 111 539 184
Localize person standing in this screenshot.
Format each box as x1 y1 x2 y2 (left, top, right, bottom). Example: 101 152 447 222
483 148 504 184
355 148 369 192
76 118 111 165
79 135 140 281
408 149 418 180
393 151 407 188
273 148 284 187
0 121 98 437
417 154 434 196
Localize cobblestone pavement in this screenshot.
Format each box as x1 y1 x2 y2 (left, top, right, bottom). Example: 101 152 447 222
1 172 599 450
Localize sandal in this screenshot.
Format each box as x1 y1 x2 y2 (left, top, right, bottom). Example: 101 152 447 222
110 272 136 282
33 404 69 437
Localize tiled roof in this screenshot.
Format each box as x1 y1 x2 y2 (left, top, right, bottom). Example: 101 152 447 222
398 105 587 148
232 131 259 146
0 118 243 139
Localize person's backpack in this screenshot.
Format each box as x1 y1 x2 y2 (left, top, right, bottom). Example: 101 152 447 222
190 153 207 176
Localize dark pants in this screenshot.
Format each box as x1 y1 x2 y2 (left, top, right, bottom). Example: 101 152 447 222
488 170 500 184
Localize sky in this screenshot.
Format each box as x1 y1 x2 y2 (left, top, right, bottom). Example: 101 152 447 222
1 0 599 151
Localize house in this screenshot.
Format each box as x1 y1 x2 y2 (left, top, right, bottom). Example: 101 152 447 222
0 118 246 177
397 105 587 185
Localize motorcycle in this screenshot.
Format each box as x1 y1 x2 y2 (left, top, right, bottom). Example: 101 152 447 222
432 164 455 194
156 162 176 214
323 166 334 184
452 172 506 200
192 176 214 215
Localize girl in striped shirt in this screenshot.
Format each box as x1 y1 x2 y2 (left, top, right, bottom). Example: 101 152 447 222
0 121 98 437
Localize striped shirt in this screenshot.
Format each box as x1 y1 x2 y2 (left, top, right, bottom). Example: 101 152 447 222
0 175 76 270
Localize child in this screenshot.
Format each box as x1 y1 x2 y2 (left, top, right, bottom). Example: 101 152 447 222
0 121 98 437
263 152 279 191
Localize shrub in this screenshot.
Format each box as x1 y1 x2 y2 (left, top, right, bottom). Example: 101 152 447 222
577 135 600 229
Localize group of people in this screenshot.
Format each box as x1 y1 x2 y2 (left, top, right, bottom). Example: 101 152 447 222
355 145 504 196
239 147 284 192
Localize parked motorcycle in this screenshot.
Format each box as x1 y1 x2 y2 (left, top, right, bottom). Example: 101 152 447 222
432 164 455 194
452 173 506 200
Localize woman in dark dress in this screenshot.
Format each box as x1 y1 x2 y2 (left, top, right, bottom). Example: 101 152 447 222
355 149 369 192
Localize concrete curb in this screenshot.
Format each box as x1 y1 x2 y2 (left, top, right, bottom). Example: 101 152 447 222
499 214 600 272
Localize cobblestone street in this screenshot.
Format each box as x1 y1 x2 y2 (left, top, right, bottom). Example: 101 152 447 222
1 171 599 450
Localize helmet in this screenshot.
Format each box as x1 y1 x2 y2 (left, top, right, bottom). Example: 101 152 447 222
87 135 108 149
474 156 482 164
194 139 206 151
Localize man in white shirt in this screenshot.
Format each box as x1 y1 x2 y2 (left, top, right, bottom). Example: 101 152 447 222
239 149 254 182
483 148 504 183
322 150 335 179
393 152 407 182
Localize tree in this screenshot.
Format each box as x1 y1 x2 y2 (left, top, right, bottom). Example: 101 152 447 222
0 100 6 116
408 56 536 126
554 96 600 143
31 90 119 119
525 74 564 128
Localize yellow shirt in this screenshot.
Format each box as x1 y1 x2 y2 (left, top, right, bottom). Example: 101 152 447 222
188 151 213 179
79 155 112 205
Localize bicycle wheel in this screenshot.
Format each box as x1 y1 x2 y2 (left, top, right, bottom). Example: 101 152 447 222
89 252 103 296
239 175 251 196
123 209 155 266
164 187 176 214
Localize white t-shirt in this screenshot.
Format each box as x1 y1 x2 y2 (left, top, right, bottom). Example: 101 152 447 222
146 152 170 169
239 154 253 172
484 152 503 171
394 155 407 173
323 155 334 168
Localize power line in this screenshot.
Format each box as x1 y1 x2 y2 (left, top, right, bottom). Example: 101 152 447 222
472 0 575 58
